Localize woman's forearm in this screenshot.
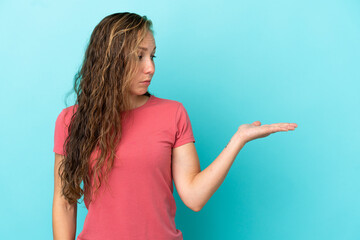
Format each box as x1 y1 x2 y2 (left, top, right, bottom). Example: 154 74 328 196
52 199 77 240
190 131 245 211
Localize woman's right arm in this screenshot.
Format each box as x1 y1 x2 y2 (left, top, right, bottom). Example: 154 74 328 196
52 153 77 240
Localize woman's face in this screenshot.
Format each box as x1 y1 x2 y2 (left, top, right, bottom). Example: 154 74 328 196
129 31 156 96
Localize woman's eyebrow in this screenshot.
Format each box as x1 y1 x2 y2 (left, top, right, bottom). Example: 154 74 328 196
138 46 156 51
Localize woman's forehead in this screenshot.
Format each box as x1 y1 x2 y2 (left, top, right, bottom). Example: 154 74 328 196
139 33 156 51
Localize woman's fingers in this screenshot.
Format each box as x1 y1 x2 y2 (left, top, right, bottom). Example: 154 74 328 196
269 123 298 128
267 123 297 132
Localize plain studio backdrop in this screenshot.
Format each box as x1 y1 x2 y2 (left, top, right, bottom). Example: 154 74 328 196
0 0 359 239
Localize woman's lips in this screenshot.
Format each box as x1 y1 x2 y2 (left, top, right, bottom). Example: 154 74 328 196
141 81 150 85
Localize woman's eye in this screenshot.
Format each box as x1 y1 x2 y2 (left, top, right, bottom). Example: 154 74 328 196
138 55 156 60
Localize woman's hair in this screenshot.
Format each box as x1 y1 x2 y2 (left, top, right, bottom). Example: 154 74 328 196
59 12 154 205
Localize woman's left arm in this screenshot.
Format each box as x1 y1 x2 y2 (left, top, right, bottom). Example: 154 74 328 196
172 121 298 212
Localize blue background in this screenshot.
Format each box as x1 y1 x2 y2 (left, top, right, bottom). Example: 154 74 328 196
1 0 359 239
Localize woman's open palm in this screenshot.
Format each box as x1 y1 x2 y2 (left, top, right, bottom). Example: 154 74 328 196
237 121 298 144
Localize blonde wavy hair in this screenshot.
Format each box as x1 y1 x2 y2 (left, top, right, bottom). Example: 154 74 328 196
59 12 154 205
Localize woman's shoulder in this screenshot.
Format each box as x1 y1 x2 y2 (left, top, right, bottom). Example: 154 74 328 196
151 95 184 108
56 104 78 125
62 104 78 116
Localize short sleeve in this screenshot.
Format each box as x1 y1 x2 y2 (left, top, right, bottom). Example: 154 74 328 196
53 109 67 155
173 103 195 148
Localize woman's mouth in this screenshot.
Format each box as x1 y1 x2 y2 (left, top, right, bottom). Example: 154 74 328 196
141 80 151 86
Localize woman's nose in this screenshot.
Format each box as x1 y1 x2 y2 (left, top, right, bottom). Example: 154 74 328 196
144 59 155 75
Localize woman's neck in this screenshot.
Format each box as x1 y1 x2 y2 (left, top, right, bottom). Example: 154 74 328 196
129 94 149 110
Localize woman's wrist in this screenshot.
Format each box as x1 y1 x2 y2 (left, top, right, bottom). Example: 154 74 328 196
231 131 247 150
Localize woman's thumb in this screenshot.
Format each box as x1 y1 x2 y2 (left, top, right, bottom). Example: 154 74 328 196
252 121 261 126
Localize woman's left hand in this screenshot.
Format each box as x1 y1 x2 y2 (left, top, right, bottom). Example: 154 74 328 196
236 121 298 144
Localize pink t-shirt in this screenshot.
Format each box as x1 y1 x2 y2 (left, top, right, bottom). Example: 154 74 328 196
53 95 195 240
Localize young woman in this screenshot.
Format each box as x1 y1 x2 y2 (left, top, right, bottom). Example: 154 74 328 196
52 12 298 240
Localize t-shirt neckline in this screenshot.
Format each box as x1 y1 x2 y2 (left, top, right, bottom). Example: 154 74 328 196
129 94 153 112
